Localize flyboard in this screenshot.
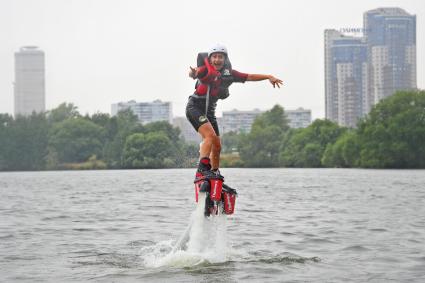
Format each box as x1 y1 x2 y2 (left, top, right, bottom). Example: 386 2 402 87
194 174 237 217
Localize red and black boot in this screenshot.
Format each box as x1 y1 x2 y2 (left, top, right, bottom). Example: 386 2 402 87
193 157 218 217
194 157 212 203
194 157 212 183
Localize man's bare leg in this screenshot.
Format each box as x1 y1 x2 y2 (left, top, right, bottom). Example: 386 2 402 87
198 123 217 159
210 138 221 170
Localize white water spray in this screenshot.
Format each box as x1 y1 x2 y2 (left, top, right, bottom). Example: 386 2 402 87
141 192 229 268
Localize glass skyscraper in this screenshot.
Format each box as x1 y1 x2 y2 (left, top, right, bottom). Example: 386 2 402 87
325 31 368 127
364 8 416 105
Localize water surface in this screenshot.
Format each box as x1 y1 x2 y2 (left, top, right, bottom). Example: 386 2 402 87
1 169 424 282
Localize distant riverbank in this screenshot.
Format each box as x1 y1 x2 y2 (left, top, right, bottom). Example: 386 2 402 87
1 90 424 171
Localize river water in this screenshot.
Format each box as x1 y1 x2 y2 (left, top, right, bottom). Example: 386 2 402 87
1 169 424 282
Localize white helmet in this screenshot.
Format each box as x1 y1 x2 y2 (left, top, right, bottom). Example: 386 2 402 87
208 44 228 57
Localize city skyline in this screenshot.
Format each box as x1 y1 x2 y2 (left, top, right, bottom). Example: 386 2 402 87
1 0 424 119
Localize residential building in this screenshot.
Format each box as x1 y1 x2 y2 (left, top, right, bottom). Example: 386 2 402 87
221 109 263 134
221 107 311 133
111 100 172 125
286 108 312 128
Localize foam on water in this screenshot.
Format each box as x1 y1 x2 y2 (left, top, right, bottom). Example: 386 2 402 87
141 193 231 268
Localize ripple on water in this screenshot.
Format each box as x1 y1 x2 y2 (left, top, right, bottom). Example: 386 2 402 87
72 228 95 232
127 239 155 247
369 228 388 232
300 237 337 244
72 251 140 269
341 245 370 251
249 255 321 265
0 234 14 239
41 215 70 221
245 250 320 264
4 255 42 261
280 231 296 236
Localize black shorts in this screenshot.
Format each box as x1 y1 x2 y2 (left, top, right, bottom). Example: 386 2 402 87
185 96 220 136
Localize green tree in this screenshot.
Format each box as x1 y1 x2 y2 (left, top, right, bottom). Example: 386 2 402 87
47 102 80 123
0 114 13 169
280 119 345 167
103 109 142 167
357 90 425 168
251 104 290 132
87 112 111 129
322 131 360 167
0 113 48 170
239 105 290 167
220 131 242 153
122 132 174 168
143 121 191 167
143 121 181 141
48 118 105 163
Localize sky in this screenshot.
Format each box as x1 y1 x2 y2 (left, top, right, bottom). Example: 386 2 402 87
1 0 424 119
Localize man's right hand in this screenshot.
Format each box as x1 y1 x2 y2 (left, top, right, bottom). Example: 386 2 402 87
189 66 198 79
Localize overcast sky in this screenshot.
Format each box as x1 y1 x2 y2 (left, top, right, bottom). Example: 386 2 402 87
1 0 424 119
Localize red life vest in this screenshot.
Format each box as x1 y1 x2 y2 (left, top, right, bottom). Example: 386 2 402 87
194 53 233 100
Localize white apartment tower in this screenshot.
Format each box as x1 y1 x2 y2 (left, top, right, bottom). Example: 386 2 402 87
14 46 46 116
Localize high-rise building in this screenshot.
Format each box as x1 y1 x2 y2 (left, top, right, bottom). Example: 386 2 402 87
111 100 172 125
325 30 344 123
14 46 45 116
364 8 416 105
286 108 312 128
324 30 368 127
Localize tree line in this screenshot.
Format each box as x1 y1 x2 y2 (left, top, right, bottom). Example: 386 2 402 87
221 90 425 169
0 103 198 171
1 90 423 171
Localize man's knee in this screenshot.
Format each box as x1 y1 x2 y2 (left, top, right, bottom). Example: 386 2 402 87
202 134 216 146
